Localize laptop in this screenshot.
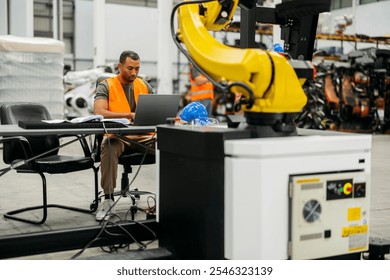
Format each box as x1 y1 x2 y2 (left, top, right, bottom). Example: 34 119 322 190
133 94 181 126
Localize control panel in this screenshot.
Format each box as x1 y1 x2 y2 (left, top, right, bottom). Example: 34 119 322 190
289 171 369 259
326 178 366 200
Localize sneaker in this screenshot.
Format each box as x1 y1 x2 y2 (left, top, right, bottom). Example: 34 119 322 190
95 199 115 221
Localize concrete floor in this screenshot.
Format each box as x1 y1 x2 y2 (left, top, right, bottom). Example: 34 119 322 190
367 135 390 245
0 133 389 260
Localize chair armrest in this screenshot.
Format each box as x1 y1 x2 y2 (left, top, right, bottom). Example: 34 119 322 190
0 136 33 159
58 134 92 158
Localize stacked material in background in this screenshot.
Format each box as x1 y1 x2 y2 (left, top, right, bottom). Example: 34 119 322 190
0 35 65 119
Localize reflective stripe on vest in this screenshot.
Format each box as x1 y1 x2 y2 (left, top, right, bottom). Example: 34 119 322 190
107 76 148 113
189 73 214 101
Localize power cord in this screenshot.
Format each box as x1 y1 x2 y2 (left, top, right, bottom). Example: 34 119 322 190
146 195 157 219
70 126 157 259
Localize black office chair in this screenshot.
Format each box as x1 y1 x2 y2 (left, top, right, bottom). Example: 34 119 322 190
0 102 99 225
92 74 156 220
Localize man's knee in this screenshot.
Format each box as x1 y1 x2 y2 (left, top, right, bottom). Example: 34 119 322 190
102 137 125 157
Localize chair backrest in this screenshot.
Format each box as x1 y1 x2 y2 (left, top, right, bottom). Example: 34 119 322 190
1 102 60 164
96 73 116 89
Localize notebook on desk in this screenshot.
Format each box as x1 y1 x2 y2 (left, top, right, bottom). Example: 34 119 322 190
133 94 180 126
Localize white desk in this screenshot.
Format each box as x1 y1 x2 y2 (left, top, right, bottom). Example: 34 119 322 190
0 124 155 137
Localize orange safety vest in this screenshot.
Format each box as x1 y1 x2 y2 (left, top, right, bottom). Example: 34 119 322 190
105 76 153 138
107 76 148 113
189 66 214 101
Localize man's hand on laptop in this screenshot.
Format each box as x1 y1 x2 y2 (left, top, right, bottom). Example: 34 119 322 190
128 112 135 122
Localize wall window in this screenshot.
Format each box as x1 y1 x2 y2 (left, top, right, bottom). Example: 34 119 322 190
63 0 74 54
331 0 353 9
360 0 389 4
106 0 182 7
34 0 54 38
34 0 74 54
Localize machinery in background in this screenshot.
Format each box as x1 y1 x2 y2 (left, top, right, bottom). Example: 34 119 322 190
293 78 331 130
334 15 353 35
63 65 116 119
297 48 390 133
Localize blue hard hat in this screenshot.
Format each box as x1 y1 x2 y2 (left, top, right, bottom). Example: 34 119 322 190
273 43 284 53
179 102 209 123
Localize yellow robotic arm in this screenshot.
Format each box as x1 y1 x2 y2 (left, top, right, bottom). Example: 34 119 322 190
173 0 307 127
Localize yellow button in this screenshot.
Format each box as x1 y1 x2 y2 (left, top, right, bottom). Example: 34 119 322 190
343 182 353 195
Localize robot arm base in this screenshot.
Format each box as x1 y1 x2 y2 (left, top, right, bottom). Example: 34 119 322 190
245 112 298 137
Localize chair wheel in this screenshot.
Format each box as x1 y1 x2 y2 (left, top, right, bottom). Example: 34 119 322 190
90 203 96 211
133 188 140 199
130 205 138 214
90 197 101 210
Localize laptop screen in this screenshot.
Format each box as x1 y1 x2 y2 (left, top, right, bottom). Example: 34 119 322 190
133 94 181 126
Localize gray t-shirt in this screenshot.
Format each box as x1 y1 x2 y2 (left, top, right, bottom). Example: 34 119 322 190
190 66 202 80
94 78 154 112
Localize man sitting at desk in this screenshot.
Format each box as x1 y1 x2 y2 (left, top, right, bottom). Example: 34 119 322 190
94 50 155 221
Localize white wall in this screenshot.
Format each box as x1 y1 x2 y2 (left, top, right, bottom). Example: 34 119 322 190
334 1 389 37
9 0 33 37
105 4 160 77
0 0 34 37
74 0 94 70
0 0 7 35
105 5 158 62
316 1 390 54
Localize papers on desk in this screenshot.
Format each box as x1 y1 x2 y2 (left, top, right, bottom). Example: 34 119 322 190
68 114 104 123
102 118 131 125
42 115 131 125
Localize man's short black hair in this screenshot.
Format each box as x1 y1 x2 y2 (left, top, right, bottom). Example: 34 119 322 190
119 51 140 64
